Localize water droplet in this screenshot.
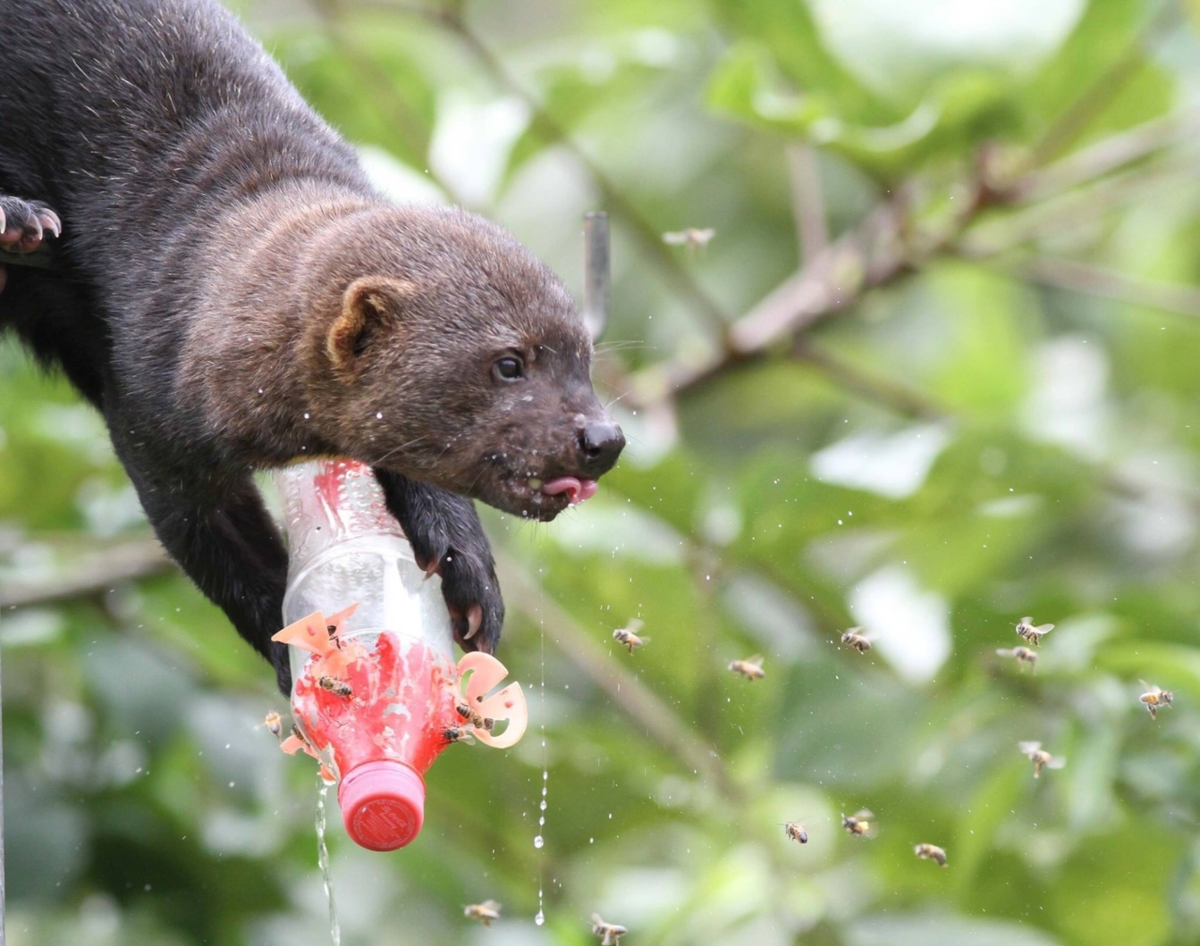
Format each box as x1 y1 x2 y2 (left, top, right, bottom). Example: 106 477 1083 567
534 910 545 926
534 835 544 849
540 800 547 811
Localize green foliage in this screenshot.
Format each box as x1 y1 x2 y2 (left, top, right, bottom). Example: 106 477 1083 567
5 0 1200 944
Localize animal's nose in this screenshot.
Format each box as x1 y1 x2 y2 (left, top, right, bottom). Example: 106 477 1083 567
578 419 625 473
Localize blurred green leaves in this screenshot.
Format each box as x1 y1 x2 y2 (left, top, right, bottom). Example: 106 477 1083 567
6 0 1200 944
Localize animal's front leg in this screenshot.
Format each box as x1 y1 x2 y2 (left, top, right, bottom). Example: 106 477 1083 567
122 463 292 692
373 468 504 654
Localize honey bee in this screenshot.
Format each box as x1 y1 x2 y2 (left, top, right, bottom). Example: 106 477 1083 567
612 619 648 654
662 227 715 253
996 646 1038 672
262 710 283 738
914 843 947 867
456 702 495 732
591 913 627 946
318 676 353 698
1018 741 1066 778
463 900 502 926
842 810 875 837
783 821 808 844
840 628 872 653
728 655 765 681
443 726 475 744
1015 616 1054 646
1138 680 1174 719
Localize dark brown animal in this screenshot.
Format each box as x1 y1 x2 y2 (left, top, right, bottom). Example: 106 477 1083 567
0 0 624 693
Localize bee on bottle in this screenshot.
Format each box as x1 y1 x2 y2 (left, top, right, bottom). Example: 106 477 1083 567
996 646 1038 672
463 900 502 926
728 655 765 681
1138 681 1174 719
842 810 875 837
914 843 947 867
1015 616 1054 646
612 619 648 654
840 628 873 653
318 675 353 698
1018 741 1065 778
456 701 495 732
443 726 475 745
591 913 627 946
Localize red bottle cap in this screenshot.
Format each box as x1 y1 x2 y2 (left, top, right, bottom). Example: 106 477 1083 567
337 760 425 851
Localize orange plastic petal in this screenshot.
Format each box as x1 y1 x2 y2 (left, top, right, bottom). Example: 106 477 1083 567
457 651 528 749
271 611 334 656
280 733 316 759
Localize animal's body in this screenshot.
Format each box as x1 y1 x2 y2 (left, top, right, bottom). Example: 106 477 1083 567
0 0 623 691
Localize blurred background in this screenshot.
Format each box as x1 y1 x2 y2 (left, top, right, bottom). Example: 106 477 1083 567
3 0 1200 943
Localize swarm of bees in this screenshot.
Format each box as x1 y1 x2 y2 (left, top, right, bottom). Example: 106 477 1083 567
613 619 648 654
996 646 1037 672
783 821 808 844
914 843 947 867
841 810 875 838
463 900 502 926
1014 616 1054 646
1139 681 1173 720
1018 741 1066 779
591 913 627 946
728 655 765 681
840 628 872 654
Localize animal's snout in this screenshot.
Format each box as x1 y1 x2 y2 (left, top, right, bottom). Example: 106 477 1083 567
578 419 625 474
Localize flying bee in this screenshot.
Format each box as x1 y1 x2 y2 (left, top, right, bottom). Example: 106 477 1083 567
914 843 947 867
261 710 283 738
318 675 353 698
662 227 715 253
1015 616 1054 646
1018 741 1066 778
463 900 501 926
728 655 765 681
591 913 627 946
783 821 809 844
1138 680 1174 719
840 627 872 653
443 726 475 745
456 702 495 732
842 810 875 837
612 619 648 654
996 646 1038 672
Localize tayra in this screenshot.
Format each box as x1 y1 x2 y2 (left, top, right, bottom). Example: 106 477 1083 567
0 0 624 693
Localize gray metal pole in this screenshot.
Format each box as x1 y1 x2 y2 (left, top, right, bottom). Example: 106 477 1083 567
583 211 610 341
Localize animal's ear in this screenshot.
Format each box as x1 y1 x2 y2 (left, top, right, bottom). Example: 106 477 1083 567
327 276 415 372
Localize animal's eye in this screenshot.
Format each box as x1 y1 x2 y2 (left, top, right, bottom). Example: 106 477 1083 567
493 356 524 382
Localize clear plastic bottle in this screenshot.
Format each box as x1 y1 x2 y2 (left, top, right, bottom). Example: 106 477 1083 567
273 459 459 851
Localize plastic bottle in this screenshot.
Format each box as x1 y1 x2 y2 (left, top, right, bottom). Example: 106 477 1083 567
271 459 526 851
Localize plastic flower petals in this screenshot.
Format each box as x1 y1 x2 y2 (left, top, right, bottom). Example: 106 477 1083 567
457 651 528 749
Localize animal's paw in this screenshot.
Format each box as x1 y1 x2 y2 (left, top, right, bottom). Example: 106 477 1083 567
0 196 61 255
374 470 505 653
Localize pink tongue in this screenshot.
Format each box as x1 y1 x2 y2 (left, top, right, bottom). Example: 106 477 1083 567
542 477 599 505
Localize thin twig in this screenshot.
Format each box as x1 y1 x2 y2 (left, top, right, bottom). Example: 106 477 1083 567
0 539 173 609
1029 0 1177 166
1008 257 1200 321
786 143 828 265
496 550 742 802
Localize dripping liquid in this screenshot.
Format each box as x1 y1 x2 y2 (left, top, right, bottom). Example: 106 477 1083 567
316 781 342 946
